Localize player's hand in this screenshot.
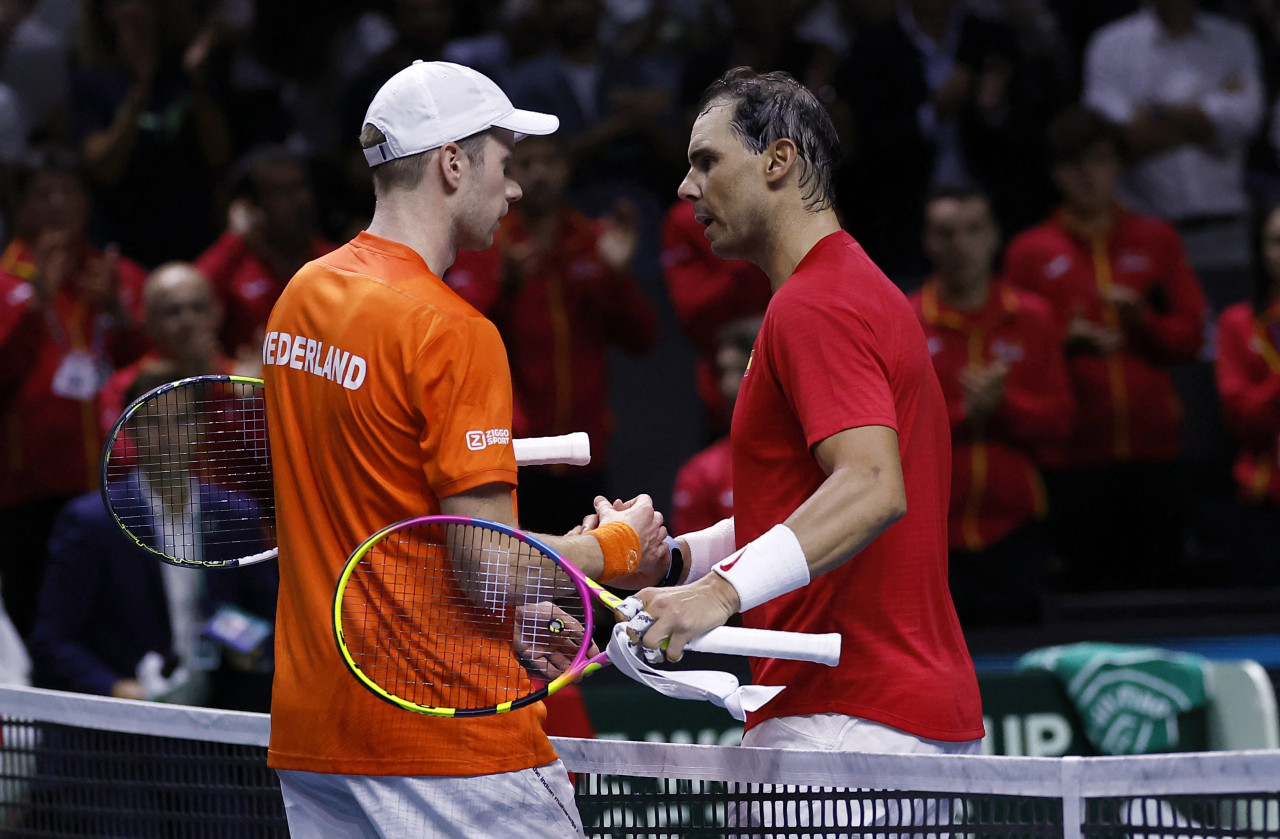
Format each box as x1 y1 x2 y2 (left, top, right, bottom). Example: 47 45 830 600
631 573 739 663
515 601 593 682
595 494 668 587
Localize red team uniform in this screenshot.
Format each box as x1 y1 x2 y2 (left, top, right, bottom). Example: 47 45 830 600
1002 205 1207 589
910 280 1072 551
1003 207 1205 467
0 240 148 509
196 231 336 358
733 231 983 741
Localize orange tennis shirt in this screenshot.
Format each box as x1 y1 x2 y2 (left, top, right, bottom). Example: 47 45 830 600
263 231 557 776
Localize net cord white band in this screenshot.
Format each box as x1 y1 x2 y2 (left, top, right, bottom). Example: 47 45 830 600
2 685 1278 797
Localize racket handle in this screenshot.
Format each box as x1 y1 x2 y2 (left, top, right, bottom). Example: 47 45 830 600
686 626 841 666
513 432 591 467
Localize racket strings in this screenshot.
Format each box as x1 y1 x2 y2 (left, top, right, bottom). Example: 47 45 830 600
339 522 589 713
104 380 275 565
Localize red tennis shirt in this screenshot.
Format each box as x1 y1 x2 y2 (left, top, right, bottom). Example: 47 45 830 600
732 231 984 742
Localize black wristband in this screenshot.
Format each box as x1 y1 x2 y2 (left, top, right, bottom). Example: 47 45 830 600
659 535 684 587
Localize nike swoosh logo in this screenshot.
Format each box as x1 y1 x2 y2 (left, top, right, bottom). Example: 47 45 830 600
718 551 742 572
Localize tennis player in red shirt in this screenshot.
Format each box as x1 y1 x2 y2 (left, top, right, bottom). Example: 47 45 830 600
634 68 984 761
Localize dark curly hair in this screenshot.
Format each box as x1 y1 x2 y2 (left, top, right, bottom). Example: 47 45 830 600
696 67 839 212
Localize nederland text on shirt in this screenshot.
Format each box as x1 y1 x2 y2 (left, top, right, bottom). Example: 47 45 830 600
262 331 368 390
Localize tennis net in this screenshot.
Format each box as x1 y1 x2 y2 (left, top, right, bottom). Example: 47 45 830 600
1 684 1277 838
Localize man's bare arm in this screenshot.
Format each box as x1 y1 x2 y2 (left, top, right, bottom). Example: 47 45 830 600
636 425 907 660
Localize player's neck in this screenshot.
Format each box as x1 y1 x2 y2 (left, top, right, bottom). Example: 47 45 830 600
366 197 453 277
765 208 842 292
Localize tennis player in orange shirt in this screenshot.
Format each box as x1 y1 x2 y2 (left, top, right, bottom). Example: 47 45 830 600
263 61 669 838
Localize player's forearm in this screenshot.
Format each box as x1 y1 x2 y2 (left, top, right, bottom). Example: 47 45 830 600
540 532 606 581
784 461 907 578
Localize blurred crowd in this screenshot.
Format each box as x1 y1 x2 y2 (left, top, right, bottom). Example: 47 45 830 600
1 0 1280 710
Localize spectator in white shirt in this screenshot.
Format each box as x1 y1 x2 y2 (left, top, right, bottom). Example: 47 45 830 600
1083 0 1264 311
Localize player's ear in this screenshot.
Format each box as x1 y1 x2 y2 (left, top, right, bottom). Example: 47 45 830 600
763 138 798 184
437 143 465 189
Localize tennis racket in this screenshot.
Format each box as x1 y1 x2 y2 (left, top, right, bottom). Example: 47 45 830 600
333 515 841 717
101 374 593 568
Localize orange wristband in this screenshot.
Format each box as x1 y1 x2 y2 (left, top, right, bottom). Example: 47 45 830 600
589 521 641 581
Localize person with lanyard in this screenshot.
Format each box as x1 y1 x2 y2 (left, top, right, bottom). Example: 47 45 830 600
0 148 148 639
1003 105 1208 592
909 182 1073 628
262 61 668 837
631 67 984 782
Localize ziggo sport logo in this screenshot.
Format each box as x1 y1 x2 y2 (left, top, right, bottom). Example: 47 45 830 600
466 429 511 451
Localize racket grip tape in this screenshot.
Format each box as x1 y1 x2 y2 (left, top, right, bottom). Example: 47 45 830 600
685 626 841 666
512 433 591 466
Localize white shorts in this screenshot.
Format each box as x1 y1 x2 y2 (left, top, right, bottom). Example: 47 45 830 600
276 760 583 839
736 714 981 837
743 713 982 755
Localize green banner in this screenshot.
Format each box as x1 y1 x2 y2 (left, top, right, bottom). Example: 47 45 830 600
1017 643 1209 755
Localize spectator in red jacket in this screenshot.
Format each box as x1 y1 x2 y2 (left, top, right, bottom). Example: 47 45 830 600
660 198 772 436
670 315 761 534
1214 201 1280 585
195 146 336 359
0 148 149 637
910 184 1072 626
447 133 658 533
1003 106 1208 591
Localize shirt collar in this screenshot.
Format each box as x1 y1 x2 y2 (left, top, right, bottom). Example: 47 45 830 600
351 230 437 276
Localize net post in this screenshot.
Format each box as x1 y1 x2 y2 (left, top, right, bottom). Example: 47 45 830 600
1061 754 1084 839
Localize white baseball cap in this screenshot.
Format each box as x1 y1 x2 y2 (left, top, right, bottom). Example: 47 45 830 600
362 60 559 167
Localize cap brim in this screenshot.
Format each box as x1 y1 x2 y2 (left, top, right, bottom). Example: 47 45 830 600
493 108 559 141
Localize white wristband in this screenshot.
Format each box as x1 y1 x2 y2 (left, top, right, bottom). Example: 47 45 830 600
681 517 737 582
712 524 810 612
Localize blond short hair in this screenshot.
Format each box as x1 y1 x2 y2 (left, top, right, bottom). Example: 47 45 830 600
360 125 490 194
